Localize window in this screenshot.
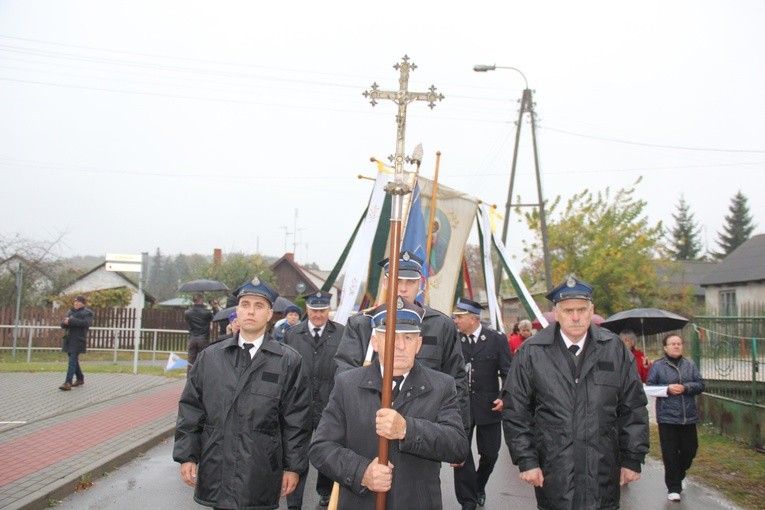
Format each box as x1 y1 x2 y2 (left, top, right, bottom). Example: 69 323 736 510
719 290 737 316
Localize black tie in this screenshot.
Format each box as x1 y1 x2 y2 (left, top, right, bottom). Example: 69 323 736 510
241 343 254 364
313 328 321 342
392 375 405 400
568 344 580 357
469 334 475 345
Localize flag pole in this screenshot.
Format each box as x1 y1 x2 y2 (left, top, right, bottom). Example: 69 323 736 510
423 151 442 303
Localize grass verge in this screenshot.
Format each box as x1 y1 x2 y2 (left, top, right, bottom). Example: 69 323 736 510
649 424 765 510
0 351 186 378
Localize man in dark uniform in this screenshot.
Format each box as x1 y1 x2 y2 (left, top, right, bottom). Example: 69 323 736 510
310 296 469 509
501 276 649 510
174 277 312 510
283 290 345 509
334 250 470 430
184 293 214 369
451 298 512 509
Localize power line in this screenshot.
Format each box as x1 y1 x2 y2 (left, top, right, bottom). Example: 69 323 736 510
540 126 765 154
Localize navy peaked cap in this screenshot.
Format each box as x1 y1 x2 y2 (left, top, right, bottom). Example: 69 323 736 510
545 275 594 303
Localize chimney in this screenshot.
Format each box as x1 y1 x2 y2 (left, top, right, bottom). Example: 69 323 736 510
286 252 294 261
213 248 222 264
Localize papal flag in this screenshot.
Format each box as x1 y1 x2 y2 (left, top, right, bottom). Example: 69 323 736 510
165 352 189 371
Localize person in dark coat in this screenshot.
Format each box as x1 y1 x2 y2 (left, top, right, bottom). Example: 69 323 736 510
501 276 649 510
645 334 705 502
59 295 93 391
334 250 470 430
283 290 345 509
451 298 512 510
184 293 214 369
173 277 312 510
310 297 469 510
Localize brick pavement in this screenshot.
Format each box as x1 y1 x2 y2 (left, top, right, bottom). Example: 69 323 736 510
0 372 185 510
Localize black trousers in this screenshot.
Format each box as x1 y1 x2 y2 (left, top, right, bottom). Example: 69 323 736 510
658 423 698 493
454 421 501 508
286 429 333 509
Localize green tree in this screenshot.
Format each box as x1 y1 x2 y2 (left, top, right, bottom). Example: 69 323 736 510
669 194 703 260
188 252 274 294
520 180 667 317
713 191 756 259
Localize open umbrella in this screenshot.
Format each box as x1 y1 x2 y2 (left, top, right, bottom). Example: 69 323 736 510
600 307 689 352
212 306 237 322
177 279 230 293
273 296 296 314
531 311 605 330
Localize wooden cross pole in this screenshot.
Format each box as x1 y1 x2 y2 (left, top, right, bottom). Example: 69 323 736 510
362 55 443 510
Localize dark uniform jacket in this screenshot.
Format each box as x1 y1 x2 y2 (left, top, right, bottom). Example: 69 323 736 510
283 319 346 429
184 304 213 339
459 326 512 425
646 355 704 425
334 305 470 429
173 334 312 510
60 307 93 354
501 324 649 510
310 360 469 510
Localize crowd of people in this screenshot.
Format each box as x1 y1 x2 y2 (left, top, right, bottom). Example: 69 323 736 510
169 253 701 510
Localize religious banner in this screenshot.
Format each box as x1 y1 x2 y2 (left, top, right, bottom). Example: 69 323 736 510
417 175 479 314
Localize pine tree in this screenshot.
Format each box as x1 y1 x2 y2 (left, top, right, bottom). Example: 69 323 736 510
669 195 702 260
713 191 756 259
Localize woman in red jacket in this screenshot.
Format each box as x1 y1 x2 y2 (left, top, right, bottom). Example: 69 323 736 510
620 329 651 383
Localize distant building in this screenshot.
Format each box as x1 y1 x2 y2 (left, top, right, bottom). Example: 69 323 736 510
270 253 342 308
57 263 155 309
701 233 765 315
655 259 717 311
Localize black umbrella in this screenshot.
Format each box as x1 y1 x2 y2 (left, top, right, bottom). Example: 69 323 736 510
177 279 230 293
273 296 296 314
601 307 689 352
212 306 237 322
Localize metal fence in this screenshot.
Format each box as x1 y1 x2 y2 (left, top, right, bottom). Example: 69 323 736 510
0 324 189 364
691 316 765 403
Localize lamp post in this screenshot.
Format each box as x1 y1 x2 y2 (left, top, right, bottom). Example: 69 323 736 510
474 64 553 293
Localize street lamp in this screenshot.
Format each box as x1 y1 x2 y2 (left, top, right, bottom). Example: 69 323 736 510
474 63 553 293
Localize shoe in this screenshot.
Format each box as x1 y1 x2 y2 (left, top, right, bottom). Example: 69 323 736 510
668 492 681 502
477 492 486 506
59 383 72 391
319 495 330 507
72 380 84 387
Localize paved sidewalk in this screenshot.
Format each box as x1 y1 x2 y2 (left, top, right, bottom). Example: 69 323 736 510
0 372 185 510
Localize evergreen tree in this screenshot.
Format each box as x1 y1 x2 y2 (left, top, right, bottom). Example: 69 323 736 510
669 195 703 260
713 191 756 259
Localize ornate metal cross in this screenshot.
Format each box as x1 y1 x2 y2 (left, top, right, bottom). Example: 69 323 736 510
363 55 444 193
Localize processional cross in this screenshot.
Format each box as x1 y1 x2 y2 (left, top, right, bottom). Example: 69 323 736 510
362 55 443 510
363 55 444 196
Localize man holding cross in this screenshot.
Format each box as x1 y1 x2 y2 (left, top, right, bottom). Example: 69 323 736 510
310 296 468 509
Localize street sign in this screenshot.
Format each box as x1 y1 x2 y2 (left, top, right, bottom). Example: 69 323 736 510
105 262 142 273
105 253 142 263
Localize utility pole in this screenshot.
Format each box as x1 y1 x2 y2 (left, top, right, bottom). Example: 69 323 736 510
474 64 553 293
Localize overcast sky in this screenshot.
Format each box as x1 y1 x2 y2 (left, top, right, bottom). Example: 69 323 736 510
1 1 763 271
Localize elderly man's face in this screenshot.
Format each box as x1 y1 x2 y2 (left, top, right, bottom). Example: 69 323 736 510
307 307 329 328
453 313 478 336
519 323 533 338
553 299 593 341
372 330 422 376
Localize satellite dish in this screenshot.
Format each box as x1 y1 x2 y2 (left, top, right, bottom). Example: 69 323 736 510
296 282 306 293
